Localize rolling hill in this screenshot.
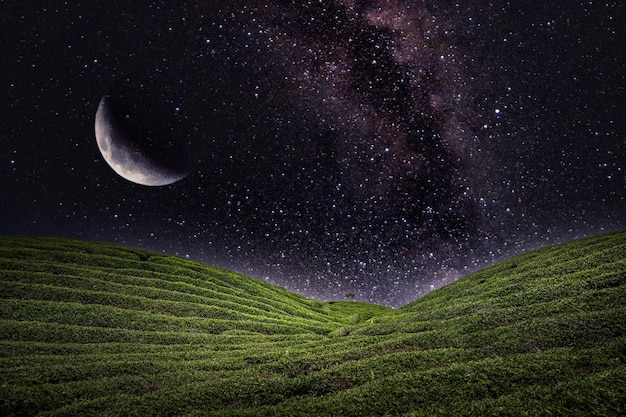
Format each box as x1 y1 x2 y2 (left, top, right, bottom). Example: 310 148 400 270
1 231 625 416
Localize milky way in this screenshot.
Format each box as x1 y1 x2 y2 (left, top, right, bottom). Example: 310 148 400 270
2 0 624 307
173 0 507 305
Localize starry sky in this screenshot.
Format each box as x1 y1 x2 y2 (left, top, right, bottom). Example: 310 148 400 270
2 1 624 307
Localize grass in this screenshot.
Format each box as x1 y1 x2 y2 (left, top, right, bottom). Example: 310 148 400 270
0 231 624 416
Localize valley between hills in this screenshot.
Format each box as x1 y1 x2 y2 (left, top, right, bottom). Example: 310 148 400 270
1 231 625 415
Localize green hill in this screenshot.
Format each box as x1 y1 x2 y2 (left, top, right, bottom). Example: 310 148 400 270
1 231 625 416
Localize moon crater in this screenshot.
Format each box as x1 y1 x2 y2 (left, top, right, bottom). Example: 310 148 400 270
94 93 192 186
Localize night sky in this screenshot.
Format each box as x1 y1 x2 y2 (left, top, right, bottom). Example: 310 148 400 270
2 1 624 307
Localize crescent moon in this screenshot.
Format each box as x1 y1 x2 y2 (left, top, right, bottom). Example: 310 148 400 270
94 94 188 186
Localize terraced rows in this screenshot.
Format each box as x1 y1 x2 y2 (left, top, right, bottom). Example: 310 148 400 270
0 238 388 336
1 232 625 416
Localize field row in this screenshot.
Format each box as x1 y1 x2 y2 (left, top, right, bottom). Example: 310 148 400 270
1 232 625 416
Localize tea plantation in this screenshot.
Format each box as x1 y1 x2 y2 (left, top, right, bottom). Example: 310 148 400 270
1 231 625 416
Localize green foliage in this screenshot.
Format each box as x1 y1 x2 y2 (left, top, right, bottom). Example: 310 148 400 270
1 231 625 416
